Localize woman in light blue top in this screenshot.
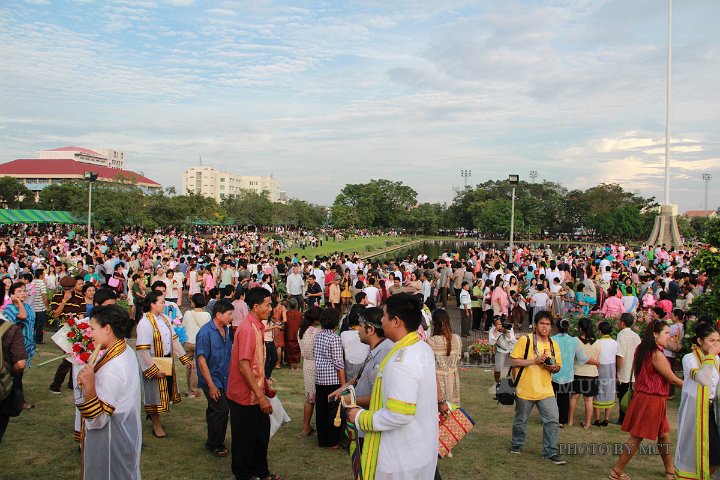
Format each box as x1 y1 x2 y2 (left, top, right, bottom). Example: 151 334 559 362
552 318 593 427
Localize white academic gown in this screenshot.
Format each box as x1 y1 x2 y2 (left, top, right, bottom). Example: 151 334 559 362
675 349 720 480
356 340 438 479
76 341 142 480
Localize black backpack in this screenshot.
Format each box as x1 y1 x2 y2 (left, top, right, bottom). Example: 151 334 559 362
495 335 531 406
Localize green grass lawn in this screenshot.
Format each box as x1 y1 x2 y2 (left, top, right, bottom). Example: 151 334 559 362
2 340 680 480
285 236 419 259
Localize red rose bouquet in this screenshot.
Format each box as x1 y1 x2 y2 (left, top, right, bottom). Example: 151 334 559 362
51 316 99 365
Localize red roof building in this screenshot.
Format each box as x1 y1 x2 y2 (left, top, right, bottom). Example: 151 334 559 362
683 210 717 218
0 158 161 194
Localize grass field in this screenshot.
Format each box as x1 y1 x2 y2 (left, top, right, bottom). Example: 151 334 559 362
285 236 419 259
2 339 681 480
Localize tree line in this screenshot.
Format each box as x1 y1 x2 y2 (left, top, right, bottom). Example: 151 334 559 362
330 178 716 240
0 175 715 240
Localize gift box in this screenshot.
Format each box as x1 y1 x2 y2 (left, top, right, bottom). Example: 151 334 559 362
438 408 474 458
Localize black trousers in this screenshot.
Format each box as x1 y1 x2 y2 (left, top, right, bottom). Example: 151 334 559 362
291 295 304 311
484 309 494 331
264 341 277 379
471 307 483 330
453 288 461 306
51 359 73 390
553 381 572 425
229 400 270 480
202 386 229 450
460 310 471 337
315 383 341 447
617 382 631 423
34 311 47 343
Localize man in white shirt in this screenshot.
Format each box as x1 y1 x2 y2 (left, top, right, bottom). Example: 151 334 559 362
459 281 472 338
531 285 550 318
347 293 438 480
615 313 641 424
363 277 380 307
286 265 305 310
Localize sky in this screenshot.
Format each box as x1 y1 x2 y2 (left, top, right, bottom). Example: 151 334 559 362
0 0 718 212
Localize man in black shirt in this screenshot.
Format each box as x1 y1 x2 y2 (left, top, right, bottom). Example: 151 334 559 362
305 275 322 308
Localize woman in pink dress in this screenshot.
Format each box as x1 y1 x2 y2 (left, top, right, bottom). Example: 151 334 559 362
203 265 216 298
601 287 626 319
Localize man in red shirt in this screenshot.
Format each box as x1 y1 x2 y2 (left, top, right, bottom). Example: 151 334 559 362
227 287 279 480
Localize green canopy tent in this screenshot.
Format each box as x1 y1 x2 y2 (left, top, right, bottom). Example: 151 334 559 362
0 209 79 224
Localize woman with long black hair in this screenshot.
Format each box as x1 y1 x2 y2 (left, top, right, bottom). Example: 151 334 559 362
610 320 684 480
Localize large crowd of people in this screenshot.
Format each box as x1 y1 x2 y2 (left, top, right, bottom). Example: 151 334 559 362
0 222 716 480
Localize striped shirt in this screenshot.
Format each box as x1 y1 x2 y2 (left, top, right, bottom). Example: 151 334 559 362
30 279 47 313
312 329 344 385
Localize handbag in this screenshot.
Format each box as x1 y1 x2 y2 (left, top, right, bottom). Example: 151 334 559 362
108 276 120 288
495 335 531 405
438 407 475 457
152 357 173 376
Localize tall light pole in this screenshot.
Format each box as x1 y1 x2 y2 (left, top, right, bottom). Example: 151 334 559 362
529 170 538 183
84 171 98 253
703 173 712 216
509 174 519 255
461 169 472 189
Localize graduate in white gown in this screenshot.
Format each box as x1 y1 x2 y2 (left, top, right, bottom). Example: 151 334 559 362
348 293 438 480
75 305 142 480
136 291 193 438
675 323 720 480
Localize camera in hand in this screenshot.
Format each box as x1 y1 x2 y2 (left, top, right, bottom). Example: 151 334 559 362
543 356 556 366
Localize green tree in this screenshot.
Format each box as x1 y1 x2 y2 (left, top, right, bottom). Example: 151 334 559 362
332 179 417 228
38 182 85 211
402 203 445 234
0 177 34 208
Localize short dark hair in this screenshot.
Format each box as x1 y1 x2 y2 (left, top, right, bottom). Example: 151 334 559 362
385 293 422 332
93 288 116 306
34 268 44 279
191 293 206 308
320 307 341 330
151 280 166 291
355 292 366 303
246 287 271 310
598 321 612 336
213 299 235 317
619 313 634 328
534 310 553 325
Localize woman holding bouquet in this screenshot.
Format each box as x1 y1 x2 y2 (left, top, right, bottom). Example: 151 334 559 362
76 305 142 480
136 291 193 438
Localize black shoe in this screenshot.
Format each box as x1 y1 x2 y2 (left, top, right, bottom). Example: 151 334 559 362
49 386 61 394
545 455 567 465
601 420 609 427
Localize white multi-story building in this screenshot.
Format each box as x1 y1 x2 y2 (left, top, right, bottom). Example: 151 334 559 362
182 166 286 203
38 146 125 169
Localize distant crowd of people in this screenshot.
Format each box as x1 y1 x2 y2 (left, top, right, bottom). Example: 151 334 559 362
0 221 717 480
